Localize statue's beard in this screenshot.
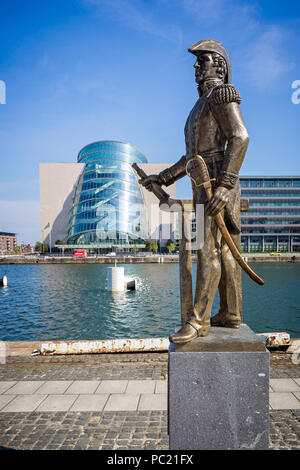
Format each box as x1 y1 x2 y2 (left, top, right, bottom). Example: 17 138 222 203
197 77 224 97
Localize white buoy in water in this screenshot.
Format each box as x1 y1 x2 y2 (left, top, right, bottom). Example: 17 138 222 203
0 276 7 287
107 267 125 292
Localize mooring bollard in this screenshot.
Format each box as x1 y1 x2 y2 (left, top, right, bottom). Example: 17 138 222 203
0 276 7 287
107 267 137 292
107 267 125 292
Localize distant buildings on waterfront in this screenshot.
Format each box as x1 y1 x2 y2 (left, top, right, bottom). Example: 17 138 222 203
20 244 33 254
187 176 300 253
0 231 17 254
240 176 300 252
39 142 300 253
0 232 34 255
40 140 176 252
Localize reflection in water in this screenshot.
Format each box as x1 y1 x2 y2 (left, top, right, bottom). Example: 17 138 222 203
0 263 299 341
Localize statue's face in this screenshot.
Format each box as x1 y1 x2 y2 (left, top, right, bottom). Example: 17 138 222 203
193 51 226 85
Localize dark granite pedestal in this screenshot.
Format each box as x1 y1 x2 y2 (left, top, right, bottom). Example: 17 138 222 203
168 324 269 450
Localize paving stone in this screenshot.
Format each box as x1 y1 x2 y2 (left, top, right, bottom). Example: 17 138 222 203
126 380 156 394
36 395 78 412
65 380 100 394
2 395 47 412
293 378 300 387
0 395 16 410
270 379 300 392
269 393 300 410
36 381 73 394
4 381 45 395
0 382 17 394
138 394 167 411
96 380 128 394
104 394 140 411
70 394 109 412
293 391 300 402
155 380 168 394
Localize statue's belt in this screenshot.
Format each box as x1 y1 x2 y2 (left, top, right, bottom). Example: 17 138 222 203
187 151 224 166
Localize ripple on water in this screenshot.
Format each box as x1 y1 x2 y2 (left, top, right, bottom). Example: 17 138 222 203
0 263 299 340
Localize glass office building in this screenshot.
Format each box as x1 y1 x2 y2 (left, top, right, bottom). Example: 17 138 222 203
67 141 149 248
240 176 300 252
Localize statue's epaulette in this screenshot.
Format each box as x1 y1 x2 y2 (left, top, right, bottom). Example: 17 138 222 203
210 84 241 105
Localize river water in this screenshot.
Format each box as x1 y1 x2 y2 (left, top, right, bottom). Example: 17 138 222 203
0 263 299 341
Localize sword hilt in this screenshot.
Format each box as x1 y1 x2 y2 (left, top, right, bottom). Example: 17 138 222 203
186 155 215 197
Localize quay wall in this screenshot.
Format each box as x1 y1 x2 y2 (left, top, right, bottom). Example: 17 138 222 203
1 254 300 264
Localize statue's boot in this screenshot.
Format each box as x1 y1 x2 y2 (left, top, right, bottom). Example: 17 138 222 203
169 321 210 344
211 311 240 328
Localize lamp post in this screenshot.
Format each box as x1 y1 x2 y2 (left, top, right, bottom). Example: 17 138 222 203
49 223 52 254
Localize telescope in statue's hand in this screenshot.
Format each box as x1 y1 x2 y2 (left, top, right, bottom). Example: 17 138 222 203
132 163 170 204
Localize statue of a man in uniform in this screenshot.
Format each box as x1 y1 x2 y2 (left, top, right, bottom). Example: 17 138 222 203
141 39 249 343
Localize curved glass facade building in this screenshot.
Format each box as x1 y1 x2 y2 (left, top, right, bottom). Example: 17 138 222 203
67 141 149 247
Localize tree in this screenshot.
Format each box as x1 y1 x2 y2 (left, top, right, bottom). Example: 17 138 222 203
166 239 175 254
34 242 42 252
55 240 65 245
34 241 49 252
43 243 49 252
151 241 158 253
145 240 151 251
13 245 20 254
132 245 139 253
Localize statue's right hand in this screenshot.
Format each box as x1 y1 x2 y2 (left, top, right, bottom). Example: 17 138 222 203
139 175 160 191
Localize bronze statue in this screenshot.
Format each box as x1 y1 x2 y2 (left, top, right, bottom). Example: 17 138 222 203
136 39 263 344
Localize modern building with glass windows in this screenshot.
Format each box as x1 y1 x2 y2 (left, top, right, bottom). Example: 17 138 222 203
39 141 177 251
240 176 300 252
67 141 149 248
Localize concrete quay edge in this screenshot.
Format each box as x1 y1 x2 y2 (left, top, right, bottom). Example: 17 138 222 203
3 336 300 358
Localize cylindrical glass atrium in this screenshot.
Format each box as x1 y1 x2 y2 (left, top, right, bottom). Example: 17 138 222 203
67 141 149 248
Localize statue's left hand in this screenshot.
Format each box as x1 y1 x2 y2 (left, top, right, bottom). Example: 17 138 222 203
206 186 230 217
139 174 160 191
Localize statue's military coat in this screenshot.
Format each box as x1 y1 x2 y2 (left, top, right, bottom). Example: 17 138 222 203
160 83 249 234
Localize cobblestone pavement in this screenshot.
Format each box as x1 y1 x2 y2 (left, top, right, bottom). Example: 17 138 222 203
0 410 299 450
0 351 299 450
0 410 169 450
270 353 300 378
0 351 298 381
0 353 168 381
270 411 300 450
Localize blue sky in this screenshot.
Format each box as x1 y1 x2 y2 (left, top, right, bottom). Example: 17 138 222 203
0 0 300 244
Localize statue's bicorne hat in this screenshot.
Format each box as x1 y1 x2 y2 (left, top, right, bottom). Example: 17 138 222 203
188 39 232 84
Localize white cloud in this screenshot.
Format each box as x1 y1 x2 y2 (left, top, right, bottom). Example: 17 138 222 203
182 0 259 30
0 200 40 244
181 0 294 89
84 0 295 90
84 0 183 46
183 0 226 21
243 26 295 89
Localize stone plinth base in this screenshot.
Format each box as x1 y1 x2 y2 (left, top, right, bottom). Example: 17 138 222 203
168 324 269 450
